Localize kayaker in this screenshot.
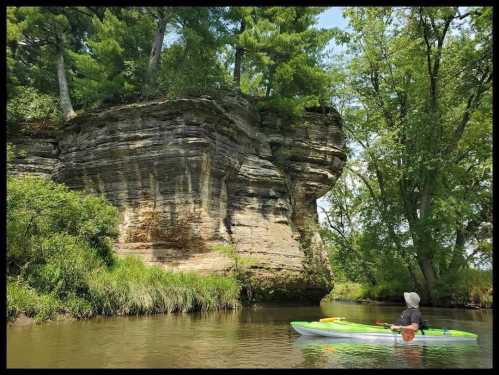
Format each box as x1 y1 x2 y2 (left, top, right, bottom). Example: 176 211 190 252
390 292 423 332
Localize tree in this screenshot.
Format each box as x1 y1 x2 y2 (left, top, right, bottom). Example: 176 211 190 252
12 7 90 121
7 7 26 99
235 7 336 116
325 7 492 304
69 8 154 107
141 7 176 98
157 7 229 96
222 7 256 89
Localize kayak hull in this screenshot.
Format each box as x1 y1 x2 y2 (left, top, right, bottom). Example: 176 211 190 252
291 321 478 342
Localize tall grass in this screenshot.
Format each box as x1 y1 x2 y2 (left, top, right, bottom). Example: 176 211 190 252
87 257 240 316
7 258 241 322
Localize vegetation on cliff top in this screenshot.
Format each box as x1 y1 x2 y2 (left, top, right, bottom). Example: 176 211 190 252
7 7 334 125
7 176 240 322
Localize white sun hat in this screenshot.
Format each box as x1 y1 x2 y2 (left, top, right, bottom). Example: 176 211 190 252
404 292 420 308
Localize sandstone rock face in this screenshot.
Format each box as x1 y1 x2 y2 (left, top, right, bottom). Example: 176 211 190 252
8 91 346 301
7 136 61 179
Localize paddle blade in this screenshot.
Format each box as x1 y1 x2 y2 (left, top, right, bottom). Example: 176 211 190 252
402 329 415 342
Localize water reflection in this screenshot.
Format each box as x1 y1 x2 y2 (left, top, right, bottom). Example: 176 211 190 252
293 336 481 368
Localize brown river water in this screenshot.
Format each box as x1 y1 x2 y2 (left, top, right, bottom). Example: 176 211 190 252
7 301 493 368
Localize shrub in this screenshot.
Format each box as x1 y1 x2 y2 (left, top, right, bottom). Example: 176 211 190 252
23 234 103 300
7 280 60 322
7 280 39 320
64 293 95 319
7 86 61 126
256 95 323 123
433 267 493 308
34 293 61 322
322 282 367 302
7 176 119 274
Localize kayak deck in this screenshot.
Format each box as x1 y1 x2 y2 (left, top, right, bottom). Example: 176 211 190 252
290 320 478 341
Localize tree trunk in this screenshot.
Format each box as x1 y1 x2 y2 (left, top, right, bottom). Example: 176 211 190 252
143 16 168 97
420 255 436 299
56 42 77 122
265 67 274 97
410 225 437 304
233 18 246 90
447 223 466 272
148 18 167 75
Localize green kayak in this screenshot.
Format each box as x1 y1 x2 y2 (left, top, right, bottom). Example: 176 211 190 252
290 320 478 342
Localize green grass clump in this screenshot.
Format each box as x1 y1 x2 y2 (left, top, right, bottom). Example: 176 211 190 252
88 257 240 316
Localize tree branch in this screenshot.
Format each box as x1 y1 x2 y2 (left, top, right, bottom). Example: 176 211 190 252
445 68 492 155
346 166 379 203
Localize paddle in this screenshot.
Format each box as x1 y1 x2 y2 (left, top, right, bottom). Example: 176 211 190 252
375 320 416 342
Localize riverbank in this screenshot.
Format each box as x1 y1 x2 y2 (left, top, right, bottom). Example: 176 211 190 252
7 258 241 324
322 282 493 309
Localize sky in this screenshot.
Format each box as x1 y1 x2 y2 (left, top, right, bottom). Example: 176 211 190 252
317 7 349 30
315 7 349 224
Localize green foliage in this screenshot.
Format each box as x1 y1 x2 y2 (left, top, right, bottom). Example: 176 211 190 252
433 268 493 307
63 293 94 319
211 243 258 277
7 176 119 274
23 234 102 300
7 280 61 322
210 243 259 301
7 176 118 321
322 282 367 302
7 86 61 126
69 8 154 107
231 7 334 118
8 6 334 120
323 7 492 306
256 95 320 122
157 9 230 97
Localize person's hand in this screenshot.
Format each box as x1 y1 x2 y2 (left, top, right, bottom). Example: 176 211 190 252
390 325 401 331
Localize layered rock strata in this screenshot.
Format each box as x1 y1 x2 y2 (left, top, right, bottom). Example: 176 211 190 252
8 91 346 301
7 135 61 179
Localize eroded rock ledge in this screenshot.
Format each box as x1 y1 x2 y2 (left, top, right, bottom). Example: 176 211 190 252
8 90 346 301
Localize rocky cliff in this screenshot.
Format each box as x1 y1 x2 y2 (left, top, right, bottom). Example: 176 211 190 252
8 91 346 301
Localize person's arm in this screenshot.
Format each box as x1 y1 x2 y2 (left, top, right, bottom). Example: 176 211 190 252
391 322 419 331
391 310 421 331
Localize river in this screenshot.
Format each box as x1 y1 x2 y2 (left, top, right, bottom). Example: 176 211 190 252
7 301 493 368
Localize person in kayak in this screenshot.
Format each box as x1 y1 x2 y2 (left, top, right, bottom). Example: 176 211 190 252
390 292 423 332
